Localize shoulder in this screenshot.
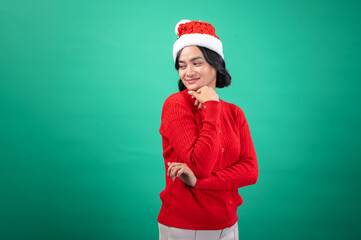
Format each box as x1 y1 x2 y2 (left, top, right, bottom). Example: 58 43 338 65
162 90 193 111
164 91 186 104
159 90 195 133
220 99 247 129
220 99 245 118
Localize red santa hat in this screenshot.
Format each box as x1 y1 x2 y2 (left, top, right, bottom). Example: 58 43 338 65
173 19 224 62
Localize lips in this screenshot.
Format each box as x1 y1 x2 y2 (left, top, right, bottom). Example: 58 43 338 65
186 78 199 84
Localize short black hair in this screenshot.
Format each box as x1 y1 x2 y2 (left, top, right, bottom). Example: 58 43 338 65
175 46 231 91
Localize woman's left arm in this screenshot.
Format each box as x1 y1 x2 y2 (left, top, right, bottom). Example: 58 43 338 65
192 109 258 191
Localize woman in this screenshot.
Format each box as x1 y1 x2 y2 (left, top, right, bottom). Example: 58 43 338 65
158 20 258 240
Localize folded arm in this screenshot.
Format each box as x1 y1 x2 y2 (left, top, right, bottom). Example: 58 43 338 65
161 99 221 179
193 110 258 190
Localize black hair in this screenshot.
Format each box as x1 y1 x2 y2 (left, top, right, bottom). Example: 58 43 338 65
175 46 231 91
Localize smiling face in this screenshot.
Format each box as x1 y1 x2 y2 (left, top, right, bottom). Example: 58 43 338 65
178 46 217 91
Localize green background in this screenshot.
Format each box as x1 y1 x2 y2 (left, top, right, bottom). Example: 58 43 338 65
1 0 360 239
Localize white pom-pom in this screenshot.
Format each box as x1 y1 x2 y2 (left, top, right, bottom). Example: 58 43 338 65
175 19 191 35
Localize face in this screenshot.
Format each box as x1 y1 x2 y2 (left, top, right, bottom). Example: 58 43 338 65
178 46 217 91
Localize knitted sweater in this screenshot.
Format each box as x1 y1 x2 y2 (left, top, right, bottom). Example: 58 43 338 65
157 89 258 230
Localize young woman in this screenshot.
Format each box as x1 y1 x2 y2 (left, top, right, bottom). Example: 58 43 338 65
158 20 258 240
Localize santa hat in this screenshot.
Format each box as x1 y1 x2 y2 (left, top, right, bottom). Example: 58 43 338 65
173 19 224 62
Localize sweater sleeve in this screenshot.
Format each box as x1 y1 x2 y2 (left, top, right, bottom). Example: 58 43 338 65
160 99 221 179
193 109 258 190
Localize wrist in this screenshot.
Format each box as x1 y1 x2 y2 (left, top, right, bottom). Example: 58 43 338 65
191 178 197 188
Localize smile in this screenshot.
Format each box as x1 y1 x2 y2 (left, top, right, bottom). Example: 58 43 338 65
186 78 200 84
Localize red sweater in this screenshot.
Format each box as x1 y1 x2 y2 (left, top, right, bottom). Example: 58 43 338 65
157 89 258 230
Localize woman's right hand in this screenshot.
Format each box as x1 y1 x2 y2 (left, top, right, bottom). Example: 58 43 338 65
167 162 197 187
188 86 219 109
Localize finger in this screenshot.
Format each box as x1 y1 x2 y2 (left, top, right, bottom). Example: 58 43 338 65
170 165 182 179
171 167 183 180
170 164 186 177
194 99 199 106
170 166 177 177
187 90 195 96
167 163 172 176
173 167 184 178
168 163 177 176
169 167 175 179
168 165 175 176
169 162 183 168
167 162 182 176
177 168 187 177
189 90 200 98
198 103 203 109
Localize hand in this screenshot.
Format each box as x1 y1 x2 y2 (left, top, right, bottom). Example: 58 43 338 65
167 162 197 187
194 99 204 109
188 86 219 108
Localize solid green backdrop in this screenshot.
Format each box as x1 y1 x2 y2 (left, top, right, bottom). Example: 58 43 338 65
1 0 360 239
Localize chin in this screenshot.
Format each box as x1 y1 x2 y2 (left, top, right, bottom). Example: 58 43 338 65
186 85 199 91
185 83 202 91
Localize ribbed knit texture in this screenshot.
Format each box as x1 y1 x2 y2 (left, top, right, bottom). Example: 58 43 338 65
158 89 258 230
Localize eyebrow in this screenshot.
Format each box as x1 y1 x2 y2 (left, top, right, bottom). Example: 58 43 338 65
179 56 203 63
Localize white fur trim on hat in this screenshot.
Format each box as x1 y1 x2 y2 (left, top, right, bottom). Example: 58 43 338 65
173 33 224 62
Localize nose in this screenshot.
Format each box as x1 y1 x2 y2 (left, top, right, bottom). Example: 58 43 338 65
186 65 195 77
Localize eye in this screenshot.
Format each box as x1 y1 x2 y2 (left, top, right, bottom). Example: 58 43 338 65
194 62 202 66
179 65 186 69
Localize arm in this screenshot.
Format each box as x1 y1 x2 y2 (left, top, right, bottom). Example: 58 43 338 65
161 99 221 179
193 109 258 190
